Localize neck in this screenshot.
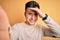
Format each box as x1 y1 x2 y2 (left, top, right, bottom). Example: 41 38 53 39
25 21 35 26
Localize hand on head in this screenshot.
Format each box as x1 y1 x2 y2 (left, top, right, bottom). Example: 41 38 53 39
28 8 46 18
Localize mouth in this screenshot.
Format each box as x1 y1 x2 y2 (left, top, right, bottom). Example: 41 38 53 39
30 20 36 23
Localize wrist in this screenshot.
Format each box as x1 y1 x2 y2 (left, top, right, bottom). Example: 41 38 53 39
42 14 48 20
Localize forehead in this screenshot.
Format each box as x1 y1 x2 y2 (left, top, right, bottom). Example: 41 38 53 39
26 8 37 14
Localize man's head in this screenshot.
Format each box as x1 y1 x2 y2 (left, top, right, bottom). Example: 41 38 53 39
25 1 40 10
25 1 40 25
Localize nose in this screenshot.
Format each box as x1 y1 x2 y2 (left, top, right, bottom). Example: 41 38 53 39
31 15 35 20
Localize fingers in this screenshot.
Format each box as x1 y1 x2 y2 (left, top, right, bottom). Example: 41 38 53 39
28 7 39 11
28 8 40 14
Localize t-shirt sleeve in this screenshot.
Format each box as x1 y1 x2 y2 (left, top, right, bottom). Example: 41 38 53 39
43 16 60 38
9 24 19 40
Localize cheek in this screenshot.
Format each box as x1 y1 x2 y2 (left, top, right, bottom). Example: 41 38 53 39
35 17 38 21
27 16 31 19
26 15 31 20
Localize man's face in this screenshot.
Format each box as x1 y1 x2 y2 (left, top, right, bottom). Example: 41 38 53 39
25 8 38 25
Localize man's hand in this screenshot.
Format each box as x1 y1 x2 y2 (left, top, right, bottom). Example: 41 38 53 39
28 8 46 18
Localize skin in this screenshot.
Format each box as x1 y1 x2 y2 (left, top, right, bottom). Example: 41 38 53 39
0 5 10 40
25 7 46 25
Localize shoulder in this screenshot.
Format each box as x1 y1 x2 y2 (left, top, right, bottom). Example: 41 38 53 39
36 24 46 30
36 24 43 27
11 22 25 30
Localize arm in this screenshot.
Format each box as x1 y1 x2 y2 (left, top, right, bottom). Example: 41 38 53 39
0 5 10 40
43 15 60 38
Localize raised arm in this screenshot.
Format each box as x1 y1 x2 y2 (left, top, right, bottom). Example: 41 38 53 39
29 7 60 38
0 5 10 40
43 16 60 38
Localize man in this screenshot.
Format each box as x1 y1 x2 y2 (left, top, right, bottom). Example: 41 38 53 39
0 1 60 40
10 1 60 40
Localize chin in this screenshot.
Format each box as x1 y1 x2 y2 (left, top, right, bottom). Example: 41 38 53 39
29 22 35 25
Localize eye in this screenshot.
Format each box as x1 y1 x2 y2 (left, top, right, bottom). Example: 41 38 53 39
28 13 32 15
34 13 38 16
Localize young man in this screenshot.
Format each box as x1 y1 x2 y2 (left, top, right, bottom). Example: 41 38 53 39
9 1 60 40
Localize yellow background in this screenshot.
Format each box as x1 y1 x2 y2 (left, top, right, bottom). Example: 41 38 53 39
0 0 60 40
